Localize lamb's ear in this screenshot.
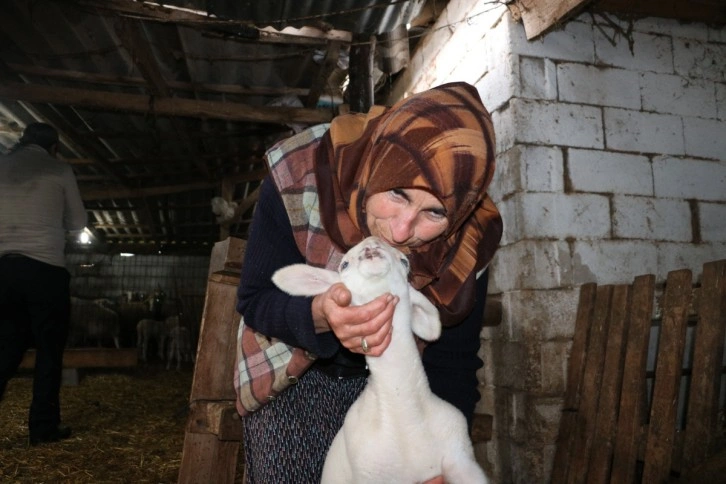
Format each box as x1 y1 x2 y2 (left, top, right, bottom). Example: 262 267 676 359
272 264 341 296
409 288 442 342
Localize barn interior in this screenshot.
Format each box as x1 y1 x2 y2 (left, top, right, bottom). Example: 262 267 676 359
1 0 725 483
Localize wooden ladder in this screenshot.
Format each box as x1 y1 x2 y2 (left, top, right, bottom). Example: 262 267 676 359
551 259 726 483
178 237 246 484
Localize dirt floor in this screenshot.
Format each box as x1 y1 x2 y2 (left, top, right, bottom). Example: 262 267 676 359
0 363 244 483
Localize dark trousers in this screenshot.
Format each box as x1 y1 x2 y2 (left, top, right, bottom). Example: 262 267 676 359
0 255 71 436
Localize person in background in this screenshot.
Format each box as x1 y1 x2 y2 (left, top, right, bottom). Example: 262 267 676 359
0 122 87 445
236 82 502 482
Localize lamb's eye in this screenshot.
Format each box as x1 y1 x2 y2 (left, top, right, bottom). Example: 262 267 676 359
399 257 409 269
340 260 349 271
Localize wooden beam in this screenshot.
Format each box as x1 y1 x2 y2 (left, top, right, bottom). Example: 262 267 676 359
68 0 351 45
8 62 310 98
0 82 333 124
305 40 341 108
348 33 376 113
594 0 726 24
20 348 137 369
116 17 210 178
514 0 592 40
79 166 266 200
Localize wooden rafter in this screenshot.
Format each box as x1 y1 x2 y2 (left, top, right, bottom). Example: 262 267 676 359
0 82 333 124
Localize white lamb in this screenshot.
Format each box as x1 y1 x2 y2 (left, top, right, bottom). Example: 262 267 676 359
272 236 488 484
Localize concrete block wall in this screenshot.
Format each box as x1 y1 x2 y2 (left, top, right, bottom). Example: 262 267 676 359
391 1 726 482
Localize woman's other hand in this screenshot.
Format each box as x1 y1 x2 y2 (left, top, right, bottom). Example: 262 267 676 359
423 477 445 484
311 282 397 355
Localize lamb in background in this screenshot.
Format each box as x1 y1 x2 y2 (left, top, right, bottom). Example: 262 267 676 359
272 236 488 484
136 318 165 362
69 297 121 348
166 325 194 370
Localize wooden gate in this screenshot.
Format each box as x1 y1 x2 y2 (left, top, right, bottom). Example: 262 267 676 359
551 259 726 483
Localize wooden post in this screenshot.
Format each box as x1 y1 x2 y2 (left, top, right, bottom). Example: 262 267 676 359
178 237 246 484
348 33 376 113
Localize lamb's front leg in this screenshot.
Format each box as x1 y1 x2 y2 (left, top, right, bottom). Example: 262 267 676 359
442 450 489 484
321 432 354 484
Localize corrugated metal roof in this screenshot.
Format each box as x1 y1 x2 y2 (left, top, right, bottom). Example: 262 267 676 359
0 0 433 255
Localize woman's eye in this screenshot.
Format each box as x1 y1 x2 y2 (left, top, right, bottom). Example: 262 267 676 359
390 189 407 200
426 209 447 221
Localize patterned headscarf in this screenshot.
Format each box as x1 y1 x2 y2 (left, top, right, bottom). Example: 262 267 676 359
315 82 502 326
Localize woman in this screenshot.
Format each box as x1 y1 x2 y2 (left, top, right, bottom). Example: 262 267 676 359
236 82 502 482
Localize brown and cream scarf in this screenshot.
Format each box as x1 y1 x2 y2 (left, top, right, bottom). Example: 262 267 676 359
270 82 502 327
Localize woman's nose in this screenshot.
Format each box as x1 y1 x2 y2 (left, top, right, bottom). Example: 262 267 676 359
389 213 415 243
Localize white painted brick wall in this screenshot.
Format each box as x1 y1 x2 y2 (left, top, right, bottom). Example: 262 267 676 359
488 145 566 200
489 240 573 293
641 72 718 118
568 149 653 195
700 202 726 242
717 83 726 121
520 57 558 100
520 193 611 239
673 38 726 82
474 54 518 112
594 30 674 73
657 242 726 281
653 157 726 200
604 108 684 154
558 64 641 109
511 99 604 148
573 240 658 284
683 117 726 160
494 287 579 341
612 195 692 241
510 19 595 63
635 17 710 40
523 145 565 192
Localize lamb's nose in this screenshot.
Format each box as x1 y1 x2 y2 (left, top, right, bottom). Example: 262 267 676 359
363 246 379 259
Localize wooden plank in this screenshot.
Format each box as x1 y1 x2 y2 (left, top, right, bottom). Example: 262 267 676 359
177 432 240 484
515 0 592 40
188 272 242 401
186 400 244 441
551 283 597 484
20 347 137 369
471 413 494 443
611 274 655 484
179 238 245 484
567 285 614 484
681 260 726 470
0 82 333 124
589 284 631 484
642 269 693 483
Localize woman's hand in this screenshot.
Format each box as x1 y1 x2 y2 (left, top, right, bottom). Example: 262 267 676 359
423 477 445 484
311 282 397 355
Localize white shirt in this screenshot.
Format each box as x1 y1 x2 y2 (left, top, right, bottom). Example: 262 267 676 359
0 144 87 267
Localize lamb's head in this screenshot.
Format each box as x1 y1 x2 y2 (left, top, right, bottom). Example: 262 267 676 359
336 236 410 302
272 236 441 342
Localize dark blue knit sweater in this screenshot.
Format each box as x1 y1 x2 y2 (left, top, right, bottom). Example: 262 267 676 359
236 176 488 425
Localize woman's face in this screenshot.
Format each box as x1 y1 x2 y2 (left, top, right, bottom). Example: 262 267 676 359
365 188 449 251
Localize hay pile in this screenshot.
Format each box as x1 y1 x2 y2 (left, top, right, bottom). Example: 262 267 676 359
0 365 244 483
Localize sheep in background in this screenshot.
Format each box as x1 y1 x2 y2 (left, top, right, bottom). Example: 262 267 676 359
159 314 180 358
166 325 194 370
272 236 488 484
136 318 165 362
69 297 121 348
